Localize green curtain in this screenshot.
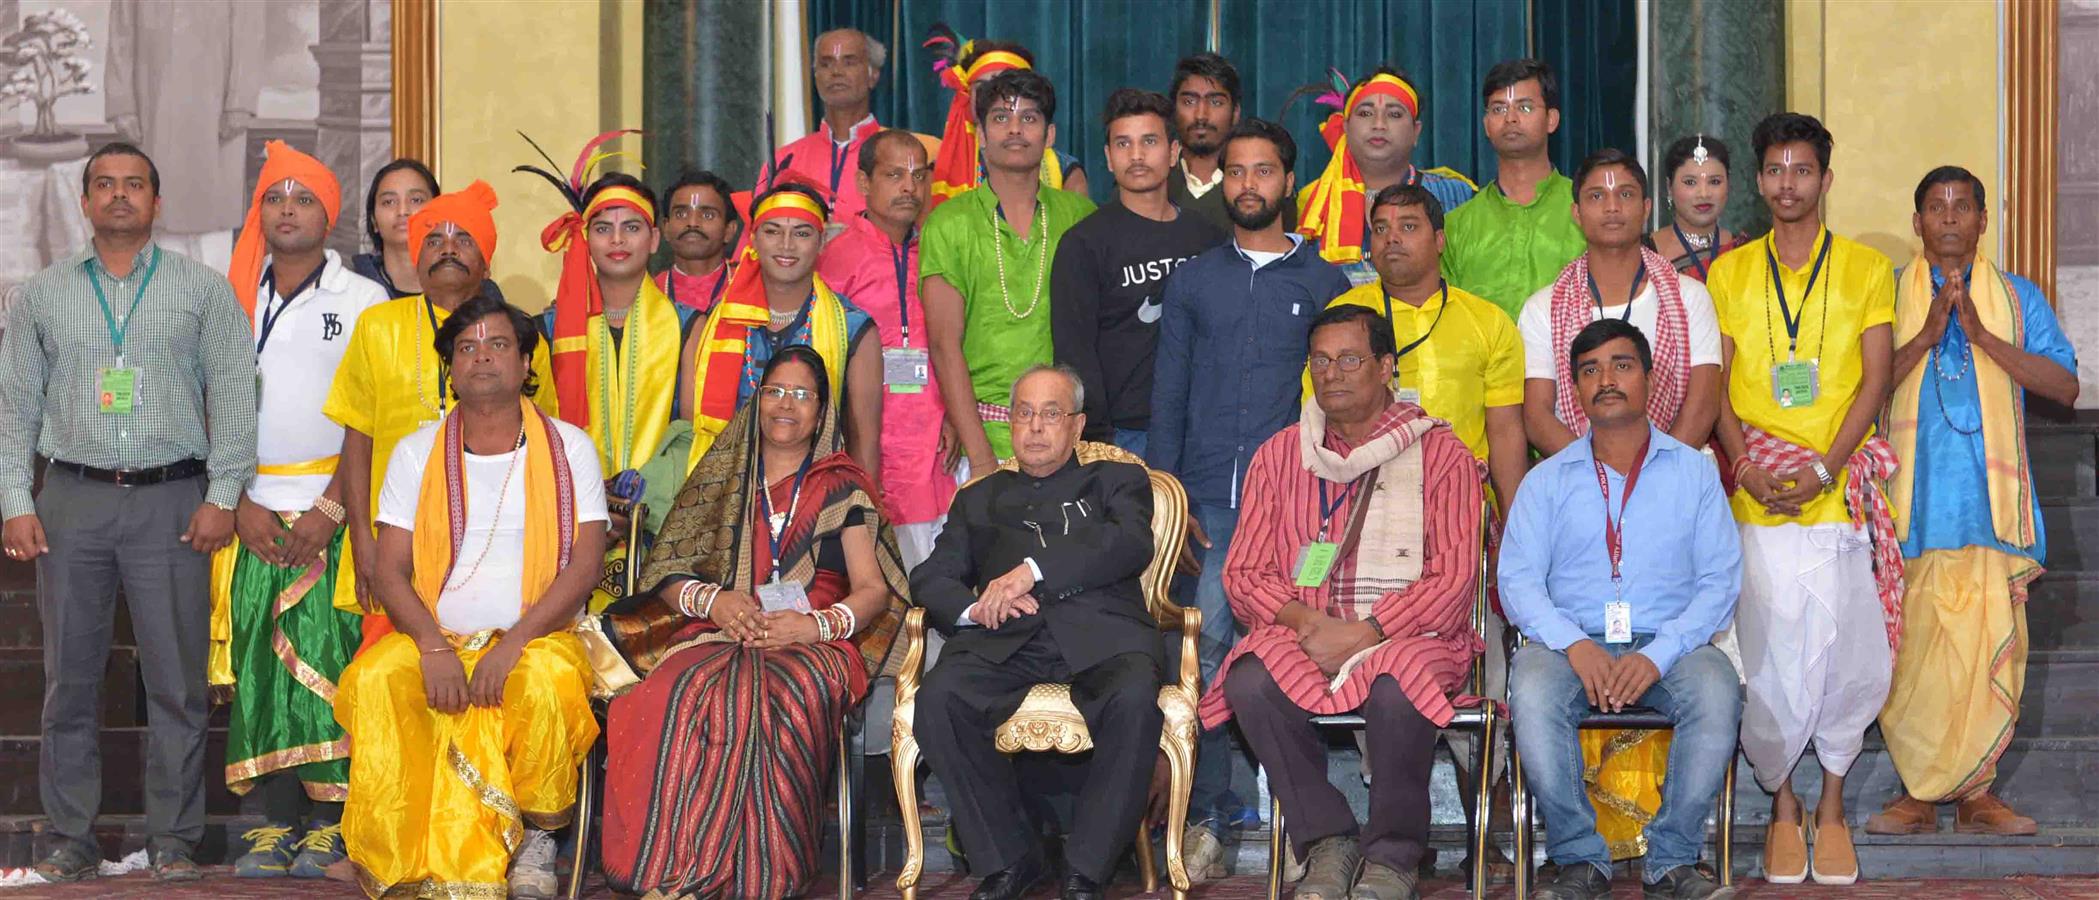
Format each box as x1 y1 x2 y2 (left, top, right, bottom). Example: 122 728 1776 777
642 0 768 189
1534 0 1641 176
801 0 1633 197
810 0 1210 203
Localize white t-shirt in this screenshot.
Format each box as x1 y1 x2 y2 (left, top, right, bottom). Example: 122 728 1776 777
376 415 609 635
251 251 389 512
1517 275 1723 389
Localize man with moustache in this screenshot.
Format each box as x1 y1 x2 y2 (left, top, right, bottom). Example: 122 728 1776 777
1707 112 1897 886
817 129 956 567
1149 118 1352 880
325 181 558 641
1166 53 1293 235
771 28 894 220
922 69 1096 472
1502 318 1742 900
1441 59 1586 321
680 182 882 472
1 142 256 883
1051 88 1223 456
1296 66 1475 287
654 169 743 314
1865 167 2076 838
215 142 387 879
534 171 698 609
1206 305 1485 900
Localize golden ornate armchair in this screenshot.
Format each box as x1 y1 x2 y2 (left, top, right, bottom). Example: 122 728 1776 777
889 442 1201 900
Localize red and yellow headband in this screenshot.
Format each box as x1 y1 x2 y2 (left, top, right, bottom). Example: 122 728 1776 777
585 185 655 225
752 190 828 228
1347 73 1420 119
964 49 1031 83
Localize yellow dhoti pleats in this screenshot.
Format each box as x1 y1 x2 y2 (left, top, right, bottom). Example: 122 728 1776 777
335 631 600 898
1582 729 1672 858
1879 546 2037 803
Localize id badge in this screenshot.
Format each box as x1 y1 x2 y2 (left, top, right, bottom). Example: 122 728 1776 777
1395 386 1422 405
1604 600 1633 644
97 367 138 415
883 347 930 394
1770 359 1820 409
1293 541 1339 588
755 580 812 613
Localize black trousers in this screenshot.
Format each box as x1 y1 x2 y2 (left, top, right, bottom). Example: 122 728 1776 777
915 628 1163 882
1223 658 1439 872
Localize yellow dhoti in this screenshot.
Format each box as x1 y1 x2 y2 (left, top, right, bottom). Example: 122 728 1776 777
1582 729 1672 858
1878 546 2035 803
335 630 600 898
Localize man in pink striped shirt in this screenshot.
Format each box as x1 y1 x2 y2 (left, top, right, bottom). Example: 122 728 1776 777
1201 305 1483 900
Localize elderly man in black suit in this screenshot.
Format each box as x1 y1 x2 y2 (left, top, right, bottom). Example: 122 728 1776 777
911 362 1162 900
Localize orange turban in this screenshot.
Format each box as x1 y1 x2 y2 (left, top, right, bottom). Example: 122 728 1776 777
229 140 342 319
408 179 501 271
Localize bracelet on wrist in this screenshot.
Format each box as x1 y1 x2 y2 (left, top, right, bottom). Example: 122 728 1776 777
420 644 454 655
311 496 348 526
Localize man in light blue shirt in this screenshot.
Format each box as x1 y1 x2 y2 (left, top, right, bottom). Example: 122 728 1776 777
1500 318 1742 900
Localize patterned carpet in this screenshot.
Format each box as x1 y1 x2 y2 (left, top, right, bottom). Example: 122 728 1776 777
9 872 2099 899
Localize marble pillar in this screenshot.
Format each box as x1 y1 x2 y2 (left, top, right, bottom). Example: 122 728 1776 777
643 0 768 193
311 0 393 257
1649 0 1785 236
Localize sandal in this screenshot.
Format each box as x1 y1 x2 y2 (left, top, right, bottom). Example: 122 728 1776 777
33 844 98 882
152 847 204 882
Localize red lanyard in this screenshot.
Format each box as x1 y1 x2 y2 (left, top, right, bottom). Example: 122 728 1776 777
1593 435 1652 583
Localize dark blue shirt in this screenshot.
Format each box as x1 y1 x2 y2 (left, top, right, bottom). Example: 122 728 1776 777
1146 235 1351 509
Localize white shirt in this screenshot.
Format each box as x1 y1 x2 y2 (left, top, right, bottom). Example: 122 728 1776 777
1181 160 1224 198
250 250 389 511
376 415 610 635
1517 275 1723 394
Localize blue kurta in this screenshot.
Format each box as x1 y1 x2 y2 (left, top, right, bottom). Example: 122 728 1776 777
1898 266 2076 563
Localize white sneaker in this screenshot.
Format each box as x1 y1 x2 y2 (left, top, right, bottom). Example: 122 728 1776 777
1182 824 1228 883
507 828 559 899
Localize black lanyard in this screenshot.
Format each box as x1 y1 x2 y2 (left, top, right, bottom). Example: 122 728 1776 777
756 450 813 581
1315 475 1361 541
423 298 448 412
255 263 327 356
1381 279 1450 360
890 230 916 347
667 264 729 311
1585 261 1645 321
1672 222 1718 280
1765 231 1833 358
828 135 853 196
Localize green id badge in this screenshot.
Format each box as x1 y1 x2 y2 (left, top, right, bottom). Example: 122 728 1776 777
883 347 929 394
1293 541 1339 588
1771 359 1819 409
97 367 137 415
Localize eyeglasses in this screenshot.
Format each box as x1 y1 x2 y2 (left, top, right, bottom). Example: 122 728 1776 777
1010 407 1070 424
1307 354 1370 373
759 385 818 403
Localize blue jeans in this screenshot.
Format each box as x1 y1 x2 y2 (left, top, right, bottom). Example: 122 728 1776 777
1112 428 1148 457
1186 501 1243 832
1509 640 1743 882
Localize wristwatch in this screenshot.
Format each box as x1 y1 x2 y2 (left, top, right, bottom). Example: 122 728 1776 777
1810 460 1836 493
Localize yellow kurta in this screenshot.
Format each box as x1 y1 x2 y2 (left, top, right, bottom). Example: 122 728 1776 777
335 631 599 898
1309 282 1524 461
322 295 560 520
1706 228 1895 525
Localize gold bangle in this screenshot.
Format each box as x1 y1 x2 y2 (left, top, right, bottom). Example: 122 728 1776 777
420 644 454 655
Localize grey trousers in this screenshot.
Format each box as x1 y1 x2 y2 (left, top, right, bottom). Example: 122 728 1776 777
36 468 211 854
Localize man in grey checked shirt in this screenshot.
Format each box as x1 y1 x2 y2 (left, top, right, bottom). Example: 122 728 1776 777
0 142 257 883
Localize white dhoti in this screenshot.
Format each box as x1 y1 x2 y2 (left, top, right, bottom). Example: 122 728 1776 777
1733 521 1893 790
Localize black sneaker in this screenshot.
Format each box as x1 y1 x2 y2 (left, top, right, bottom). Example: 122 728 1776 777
1644 864 1730 899
1531 861 1610 900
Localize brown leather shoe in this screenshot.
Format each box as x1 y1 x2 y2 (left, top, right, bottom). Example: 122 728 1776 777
1760 820 1807 885
1808 821 1858 886
1863 795 1939 835
1956 793 2039 835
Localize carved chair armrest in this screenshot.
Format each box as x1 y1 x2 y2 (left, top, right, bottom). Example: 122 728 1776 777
1176 606 1203 696
893 607 928 706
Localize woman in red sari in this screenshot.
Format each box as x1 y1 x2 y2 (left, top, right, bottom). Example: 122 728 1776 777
1645 134 1744 282
596 345 909 899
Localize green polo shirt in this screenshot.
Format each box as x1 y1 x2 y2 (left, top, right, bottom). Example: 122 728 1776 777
920 182 1096 458
1441 169 1587 321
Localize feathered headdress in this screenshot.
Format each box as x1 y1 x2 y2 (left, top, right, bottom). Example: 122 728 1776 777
516 129 648 428
922 22 1036 210
1293 68 1421 265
